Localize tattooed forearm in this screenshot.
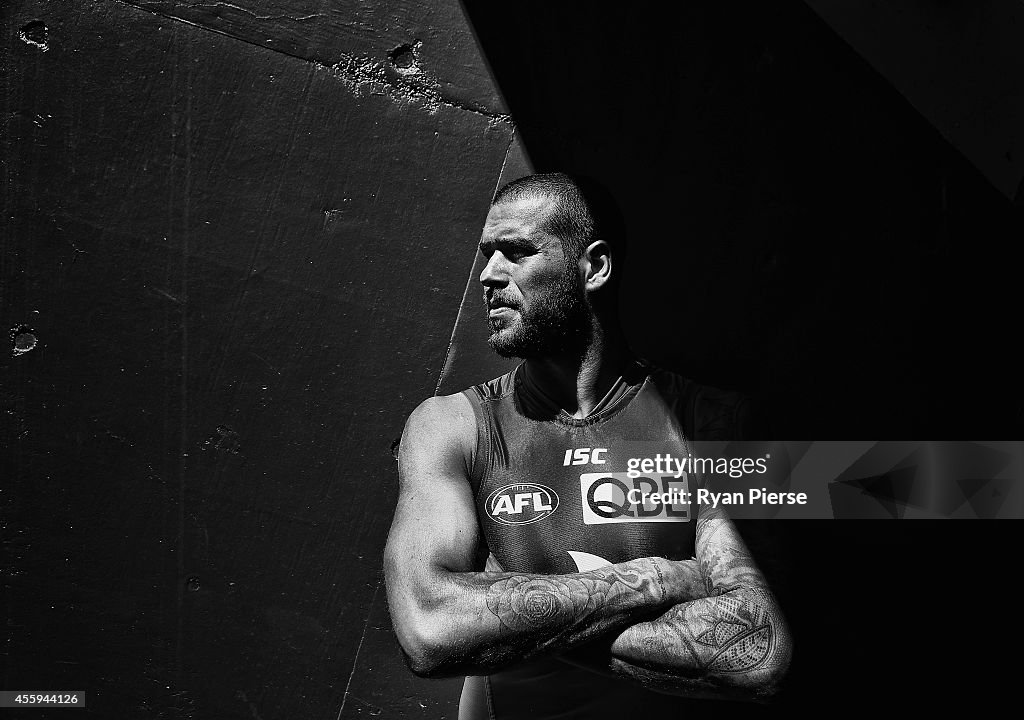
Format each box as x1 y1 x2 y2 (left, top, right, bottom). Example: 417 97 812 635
695 509 766 595
402 556 694 678
664 588 775 673
485 562 665 635
610 587 790 697
405 559 679 676
600 506 793 698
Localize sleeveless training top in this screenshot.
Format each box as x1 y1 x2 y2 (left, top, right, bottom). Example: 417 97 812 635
458 360 751 720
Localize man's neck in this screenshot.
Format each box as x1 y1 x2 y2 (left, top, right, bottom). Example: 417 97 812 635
522 325 633 419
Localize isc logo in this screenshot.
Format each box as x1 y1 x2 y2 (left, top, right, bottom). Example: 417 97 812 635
563 447 608 466
485 483 559 525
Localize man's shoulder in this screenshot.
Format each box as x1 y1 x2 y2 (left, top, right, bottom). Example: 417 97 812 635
403 391 478 449
398 392 479 477
407 391 475 427
459 365 520 403
405 366 521 445
641 361 764 441
646 364 747 408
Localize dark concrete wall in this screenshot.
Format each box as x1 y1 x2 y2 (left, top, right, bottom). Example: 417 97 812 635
4 1 1022 718
2 1 509 717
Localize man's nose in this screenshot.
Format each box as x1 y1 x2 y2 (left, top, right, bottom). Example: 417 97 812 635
479 253 508 288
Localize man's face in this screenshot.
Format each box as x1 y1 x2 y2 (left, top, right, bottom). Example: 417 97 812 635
478 195 591 358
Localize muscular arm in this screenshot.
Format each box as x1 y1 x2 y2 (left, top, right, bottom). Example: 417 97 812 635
604 505 793 700
383 394 690 678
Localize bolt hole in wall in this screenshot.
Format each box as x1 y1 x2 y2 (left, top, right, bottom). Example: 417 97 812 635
11 326 38 356
18 20 48 51
389 43 417 70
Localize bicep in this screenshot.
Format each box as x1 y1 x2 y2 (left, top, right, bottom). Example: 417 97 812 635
384 396 483 618
386 458 482 578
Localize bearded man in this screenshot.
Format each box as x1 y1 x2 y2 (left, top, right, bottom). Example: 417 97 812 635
384 173 792 719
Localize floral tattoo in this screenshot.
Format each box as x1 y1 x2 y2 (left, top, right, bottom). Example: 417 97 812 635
485 566 657 634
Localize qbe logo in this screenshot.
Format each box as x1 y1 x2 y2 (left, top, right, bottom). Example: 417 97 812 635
485 483 560 525
579 473 690 525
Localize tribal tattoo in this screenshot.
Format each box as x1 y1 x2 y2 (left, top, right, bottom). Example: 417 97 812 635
614 585 788 693
660 588 776 673
609 507 792 695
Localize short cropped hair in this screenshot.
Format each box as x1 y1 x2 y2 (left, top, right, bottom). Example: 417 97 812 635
491 173 627 273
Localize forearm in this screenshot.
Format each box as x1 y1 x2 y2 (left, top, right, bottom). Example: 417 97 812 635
607 586 792 700
391 557 678 678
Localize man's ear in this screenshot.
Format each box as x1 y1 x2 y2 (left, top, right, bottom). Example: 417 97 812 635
582 240 613 291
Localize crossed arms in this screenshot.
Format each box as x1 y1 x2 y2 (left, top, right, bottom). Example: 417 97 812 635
383 393 792 700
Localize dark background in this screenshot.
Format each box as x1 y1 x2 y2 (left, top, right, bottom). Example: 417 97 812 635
2 1 1021 717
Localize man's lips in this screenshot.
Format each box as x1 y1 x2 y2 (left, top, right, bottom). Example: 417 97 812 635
485 295 517 310
486 297 518 319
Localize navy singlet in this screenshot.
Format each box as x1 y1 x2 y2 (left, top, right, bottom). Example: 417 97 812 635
457 360 751 720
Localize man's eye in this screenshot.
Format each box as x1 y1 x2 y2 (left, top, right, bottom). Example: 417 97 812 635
505 246 534 261
480 245 530 261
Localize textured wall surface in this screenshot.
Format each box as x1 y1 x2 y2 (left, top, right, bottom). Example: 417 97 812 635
2 1 510 717
4 1 1023 718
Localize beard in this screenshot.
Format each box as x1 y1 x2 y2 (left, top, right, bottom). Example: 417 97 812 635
485 266 592 359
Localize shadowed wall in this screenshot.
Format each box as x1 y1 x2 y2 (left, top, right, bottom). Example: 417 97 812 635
1 1 507 716
3 1 1022 718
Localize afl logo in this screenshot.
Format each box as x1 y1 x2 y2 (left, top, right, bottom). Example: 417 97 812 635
485 483 559 525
